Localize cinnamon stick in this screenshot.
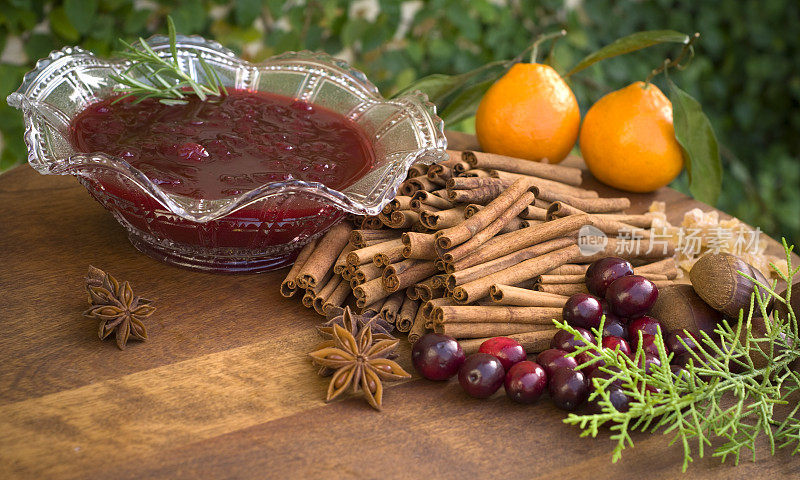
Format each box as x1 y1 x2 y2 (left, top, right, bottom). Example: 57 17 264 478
453 244 582 304
353 277 392 307
380 291 405 325
537 191 630 213
436 178 533 250
488 170 597 199
462 150 583 186
408 307 428 344
407 163 430 178
347 238 403 266
419 205 466 230
635 257 679 279
444 189 535 262
323 280 351 315
460 169 491 177
489 285 569 307
280 238 318 297
396 297 420 333
447 185 506 204
401 232 438 260
333 243 355 274
547 264 589 275
405 175 437 194
590 213 657 229
436 305 563 324
538 274 587 284
519 205 548 221
359 215 383 230
383 259 439 292
373 242 405 267
546 202 587 219
446 237 576 286
459 329 558 355
536 283 589 296
296 222 352 288
415 278 445 302
446 176 508 190
437 322 554 339
353 262 383 284
447 214 589 269
410 190 454 210
313 276 344 314
382 195 413 214
350 229 401 248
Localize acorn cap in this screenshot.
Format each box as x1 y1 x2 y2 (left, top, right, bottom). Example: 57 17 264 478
689 253 771 319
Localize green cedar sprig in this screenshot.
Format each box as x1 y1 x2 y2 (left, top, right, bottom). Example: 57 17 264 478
109 16 226 105
556 239 799 471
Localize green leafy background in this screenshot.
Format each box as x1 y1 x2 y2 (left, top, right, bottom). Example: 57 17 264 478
1 0 797 242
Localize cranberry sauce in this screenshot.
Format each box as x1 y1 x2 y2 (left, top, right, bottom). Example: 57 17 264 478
70 90 374 199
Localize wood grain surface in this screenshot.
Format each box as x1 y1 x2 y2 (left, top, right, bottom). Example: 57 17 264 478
0 132 797 479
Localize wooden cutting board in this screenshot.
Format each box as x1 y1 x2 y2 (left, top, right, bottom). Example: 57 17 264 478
0 132 797 479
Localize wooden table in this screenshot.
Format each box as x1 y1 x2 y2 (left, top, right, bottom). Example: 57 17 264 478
1 132 797 479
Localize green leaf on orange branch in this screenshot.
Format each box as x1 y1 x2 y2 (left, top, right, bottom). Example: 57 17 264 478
392 60 509 123
439 78 496 124
667 78 722 205
565 30 690 77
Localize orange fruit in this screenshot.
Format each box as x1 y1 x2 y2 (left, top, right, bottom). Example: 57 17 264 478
579 81 684 193
475 63 580 164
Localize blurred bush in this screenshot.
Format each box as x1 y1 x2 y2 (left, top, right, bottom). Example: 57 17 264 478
1 0 797 242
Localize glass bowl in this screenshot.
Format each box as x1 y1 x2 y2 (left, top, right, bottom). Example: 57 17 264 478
7 35 446 273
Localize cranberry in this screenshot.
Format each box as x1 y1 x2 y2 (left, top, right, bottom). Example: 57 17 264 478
585 257 634 297
588 366 623 389
537 348 578 377
411 333 465 381
602 336 632 357
478 337 526 371
587 385 631 413
562 293 604 329
458 353 505 398
504 361 548 404
548 368 589 411
576 350 605 376
605 275 659 318
602 315 628 339
629 316 662 347
670 364 690 383
639 353 662 374
672 352 694 368
177 142 209 162
666 331 698 357
550 327 594 353
637 334 665 357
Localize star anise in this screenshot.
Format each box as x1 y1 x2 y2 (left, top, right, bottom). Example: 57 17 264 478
308 323 410 410
314 307 397 376
83 266 155 350
318 306 395 340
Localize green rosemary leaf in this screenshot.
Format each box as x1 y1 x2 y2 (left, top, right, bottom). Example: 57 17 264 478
110 15 227 104
167 16 179 64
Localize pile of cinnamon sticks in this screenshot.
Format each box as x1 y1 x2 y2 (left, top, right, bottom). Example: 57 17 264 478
280 150 679 354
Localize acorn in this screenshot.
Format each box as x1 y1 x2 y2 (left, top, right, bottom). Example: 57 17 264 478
773 281 800 324
649 284 722 336
689 252 772 319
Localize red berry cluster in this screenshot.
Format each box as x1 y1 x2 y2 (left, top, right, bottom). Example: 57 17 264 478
410 257 702 411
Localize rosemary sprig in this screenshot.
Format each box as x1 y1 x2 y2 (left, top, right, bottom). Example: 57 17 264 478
556 239 799 471
109 16 227 105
